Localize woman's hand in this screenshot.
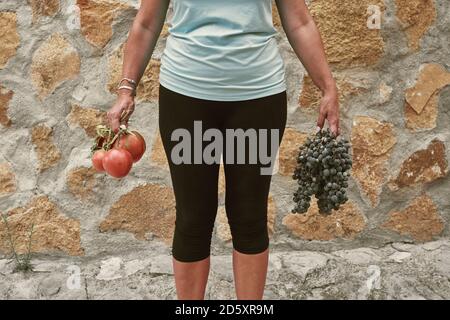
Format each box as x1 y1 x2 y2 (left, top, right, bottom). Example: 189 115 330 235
107 91 135 134
316 85 340 136
274 0 341 136
105 0 170 134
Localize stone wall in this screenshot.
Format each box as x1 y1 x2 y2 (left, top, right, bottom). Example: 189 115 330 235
0 0 449 261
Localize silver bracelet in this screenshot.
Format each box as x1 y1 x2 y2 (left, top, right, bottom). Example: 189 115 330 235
117 77 137 89
117 85 136 96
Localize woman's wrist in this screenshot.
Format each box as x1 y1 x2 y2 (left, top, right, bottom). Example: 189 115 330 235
117 88 135 98
116 77 138 97
321 79 338 96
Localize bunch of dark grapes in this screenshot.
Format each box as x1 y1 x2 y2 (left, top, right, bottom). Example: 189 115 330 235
292 128 352 215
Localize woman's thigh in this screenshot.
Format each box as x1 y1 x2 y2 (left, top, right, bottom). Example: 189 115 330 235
158 83 223 226
222 90 287 223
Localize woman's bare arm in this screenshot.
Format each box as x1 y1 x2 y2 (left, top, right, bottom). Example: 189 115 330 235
121 0 170 88
108 0 170 132
275 0 340 135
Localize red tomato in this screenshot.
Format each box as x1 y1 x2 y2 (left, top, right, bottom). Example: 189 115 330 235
102 148 133 178
92 149 107 172
113 131 146 163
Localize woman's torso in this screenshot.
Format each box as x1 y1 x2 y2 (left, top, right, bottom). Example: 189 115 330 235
159 0 287 101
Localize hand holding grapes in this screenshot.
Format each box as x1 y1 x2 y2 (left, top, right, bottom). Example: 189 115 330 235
316 85 340 136
292 128 352 215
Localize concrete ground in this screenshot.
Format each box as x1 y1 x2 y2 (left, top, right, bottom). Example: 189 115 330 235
1 239 449 300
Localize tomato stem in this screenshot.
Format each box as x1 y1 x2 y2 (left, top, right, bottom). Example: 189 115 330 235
91 123 131 158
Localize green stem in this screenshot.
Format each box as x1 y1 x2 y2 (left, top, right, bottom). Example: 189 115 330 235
1 214 20 265
23 222 35 266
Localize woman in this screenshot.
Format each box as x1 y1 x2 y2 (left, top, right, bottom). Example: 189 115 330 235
107 0 339 300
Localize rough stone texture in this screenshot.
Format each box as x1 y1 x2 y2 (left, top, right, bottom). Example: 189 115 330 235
403 64 450 131
405 91 439 131
309 0 385 69
282 199 366 240
77 0 130 48
96 256 123 280
31 124 62 172
278 128 308 176
351 116 396 207
0 162 16 194
4 239 449 299
395 0 436 51
383 194 444 241
378 82 393 104
216 195 277 242
299 74 364 109
67 105 107 138
29 0 60 23
0 195 83 256
0 86 13 127
99 184 176 244
66 166 98 199
108 43 161 102
218 164 225 197
150 132 169 170
160 23 169 38
390 139 448 189
30 33 81 99
272 1 282 29
405 64 450 114
0 12 20 69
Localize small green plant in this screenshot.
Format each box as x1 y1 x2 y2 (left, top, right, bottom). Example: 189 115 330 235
1 213 35 273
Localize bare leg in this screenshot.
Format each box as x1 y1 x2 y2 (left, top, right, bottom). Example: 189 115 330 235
173 256 211 300
232 248 269 300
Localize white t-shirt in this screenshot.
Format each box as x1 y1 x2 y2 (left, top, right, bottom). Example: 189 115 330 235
159 0 287 101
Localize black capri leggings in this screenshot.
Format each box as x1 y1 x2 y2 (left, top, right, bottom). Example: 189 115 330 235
158 83 287 262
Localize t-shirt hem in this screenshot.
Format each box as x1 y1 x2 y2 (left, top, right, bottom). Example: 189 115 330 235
159 77 287 102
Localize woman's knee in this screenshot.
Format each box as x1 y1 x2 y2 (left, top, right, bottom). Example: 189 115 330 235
171 216 215 262
226 204 269 254
230 222 269 254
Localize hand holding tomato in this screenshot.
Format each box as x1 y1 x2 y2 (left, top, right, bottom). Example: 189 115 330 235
106 92 135 134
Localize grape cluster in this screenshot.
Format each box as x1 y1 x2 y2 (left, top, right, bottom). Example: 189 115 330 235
292 128 352 215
